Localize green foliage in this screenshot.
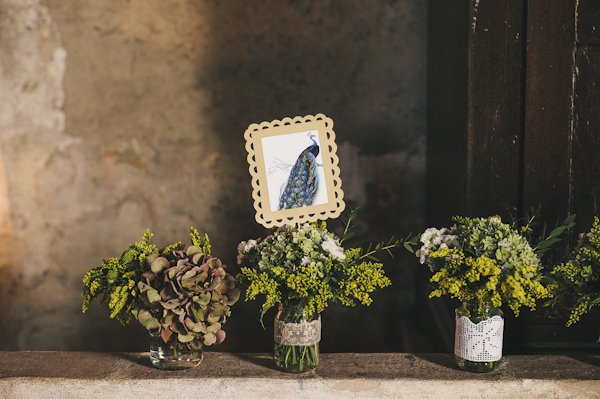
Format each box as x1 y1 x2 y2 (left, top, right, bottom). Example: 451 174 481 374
410 215 571 316
235 212 399 326
82 227 238 350
512 206 576 260
340 207 418 260
82 230 157 324
550 216 600 327
190 226 211 256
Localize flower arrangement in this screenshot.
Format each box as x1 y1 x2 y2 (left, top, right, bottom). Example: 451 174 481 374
82 228 239 357
412 213 575 315
409 211 575 373
236 220 395 320
236 211 399 371
550 216 600 327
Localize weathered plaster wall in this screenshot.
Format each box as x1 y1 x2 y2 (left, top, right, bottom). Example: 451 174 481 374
0 0 426 351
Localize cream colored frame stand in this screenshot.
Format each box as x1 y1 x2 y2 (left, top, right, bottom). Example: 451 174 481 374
244 114 345 228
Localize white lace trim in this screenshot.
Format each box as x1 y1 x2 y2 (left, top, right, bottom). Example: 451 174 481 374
454 312 504 362
274 316 321 346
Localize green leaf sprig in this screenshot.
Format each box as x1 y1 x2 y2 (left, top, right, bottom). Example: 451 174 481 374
339 207 419 263
513 206 576 259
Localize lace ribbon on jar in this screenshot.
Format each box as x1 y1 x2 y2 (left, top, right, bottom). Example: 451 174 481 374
454 312 504 362
274 316 322 346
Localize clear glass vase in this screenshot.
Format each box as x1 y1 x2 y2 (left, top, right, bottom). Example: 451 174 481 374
149 331 203 370
454 301 504 373
274 304 320 373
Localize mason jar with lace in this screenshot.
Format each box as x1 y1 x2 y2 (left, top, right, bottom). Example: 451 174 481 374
454 301 504 373
274 304 321 373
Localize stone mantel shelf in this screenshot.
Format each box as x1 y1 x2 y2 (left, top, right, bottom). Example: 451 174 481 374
1 352 600 398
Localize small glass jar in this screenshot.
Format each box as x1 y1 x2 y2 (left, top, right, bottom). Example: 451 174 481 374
454 301 504 373
149 332 203 370
274 304 321 373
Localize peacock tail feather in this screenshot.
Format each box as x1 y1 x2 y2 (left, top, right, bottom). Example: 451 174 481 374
278 139 320 210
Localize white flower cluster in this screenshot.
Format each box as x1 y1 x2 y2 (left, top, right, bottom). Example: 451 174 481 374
415 216 542 273
237 239 258 264
415 227 460 264
236 223 345 276
322 235 345 261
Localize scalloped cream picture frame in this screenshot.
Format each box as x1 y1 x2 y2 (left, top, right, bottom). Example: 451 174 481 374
244 114 345 228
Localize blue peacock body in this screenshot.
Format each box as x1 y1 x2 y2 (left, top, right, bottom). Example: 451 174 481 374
278 137 320 210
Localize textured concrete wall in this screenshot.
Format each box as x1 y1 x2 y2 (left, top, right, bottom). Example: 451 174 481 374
0 0 426 351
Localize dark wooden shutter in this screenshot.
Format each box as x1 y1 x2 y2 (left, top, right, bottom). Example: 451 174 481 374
427 0 600 353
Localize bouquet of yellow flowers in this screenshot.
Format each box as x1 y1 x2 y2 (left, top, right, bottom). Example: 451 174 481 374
550 216 600 327
409 211 574 373
413 214 574 315
236 212 398 372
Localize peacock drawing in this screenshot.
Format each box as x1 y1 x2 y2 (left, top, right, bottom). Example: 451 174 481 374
277 134 320 210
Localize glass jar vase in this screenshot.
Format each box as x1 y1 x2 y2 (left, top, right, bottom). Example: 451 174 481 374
274 304 321 373
149 332 203 370
454 301 504 373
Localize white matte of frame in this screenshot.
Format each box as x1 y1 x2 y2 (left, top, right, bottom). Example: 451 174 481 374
244 114 345 228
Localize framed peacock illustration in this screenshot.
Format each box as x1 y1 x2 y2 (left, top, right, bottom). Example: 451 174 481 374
244 114 345 228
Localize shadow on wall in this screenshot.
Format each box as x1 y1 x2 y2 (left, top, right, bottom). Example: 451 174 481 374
197 1 429 353
0 0 427 353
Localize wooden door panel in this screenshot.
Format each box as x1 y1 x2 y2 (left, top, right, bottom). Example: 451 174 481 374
577 0 600 45
522 1 576 221
573 46 600 230
466 0 524 218
427 0 600 353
